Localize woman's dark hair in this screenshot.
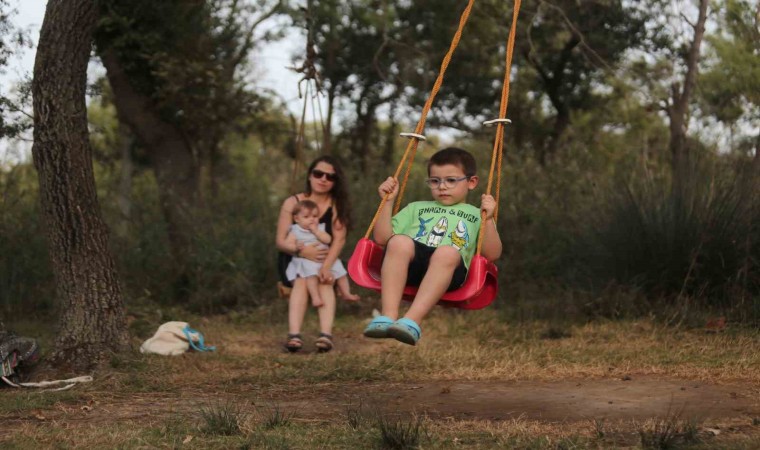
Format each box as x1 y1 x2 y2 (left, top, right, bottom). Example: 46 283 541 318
305 155 352 230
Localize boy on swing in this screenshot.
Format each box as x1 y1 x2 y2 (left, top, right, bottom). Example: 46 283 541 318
364 147 502 345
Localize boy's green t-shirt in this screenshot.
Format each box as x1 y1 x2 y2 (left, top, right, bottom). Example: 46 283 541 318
391 200 482 269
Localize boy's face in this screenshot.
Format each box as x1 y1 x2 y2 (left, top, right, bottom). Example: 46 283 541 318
294 207 320 228
427 163 478 206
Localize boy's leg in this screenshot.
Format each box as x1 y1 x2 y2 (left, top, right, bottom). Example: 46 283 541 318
380 235 415 320
404 246 461 324
306 276 324 307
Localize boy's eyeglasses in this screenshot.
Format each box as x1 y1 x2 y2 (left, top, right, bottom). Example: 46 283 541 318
311 169 337 182
425 176 470 189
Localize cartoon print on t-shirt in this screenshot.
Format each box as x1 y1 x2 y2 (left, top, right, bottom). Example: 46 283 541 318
414 217 434 242
449 220 470 250
426 216 448 247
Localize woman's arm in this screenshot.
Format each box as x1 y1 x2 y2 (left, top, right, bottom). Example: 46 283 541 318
320 218 346 275
275 196 300 255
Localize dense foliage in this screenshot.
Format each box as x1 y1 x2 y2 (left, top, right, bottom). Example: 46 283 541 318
1 0 758 323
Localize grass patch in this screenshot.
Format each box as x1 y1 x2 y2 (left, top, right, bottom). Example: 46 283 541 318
199 401 248 436
375 413 428 450
257 402 294 429
0 390 83 414
638 409 702 449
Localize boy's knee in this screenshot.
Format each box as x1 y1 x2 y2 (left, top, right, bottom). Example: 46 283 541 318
386 235 414 255
430 246 460 266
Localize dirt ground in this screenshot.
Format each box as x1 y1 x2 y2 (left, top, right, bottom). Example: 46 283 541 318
3 377 757 430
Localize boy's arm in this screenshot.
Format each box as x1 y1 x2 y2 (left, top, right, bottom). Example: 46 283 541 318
479 194 503 261
372 177 399 246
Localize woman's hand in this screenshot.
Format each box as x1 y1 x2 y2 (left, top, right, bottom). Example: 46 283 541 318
318 265 335 285
298 242 328 262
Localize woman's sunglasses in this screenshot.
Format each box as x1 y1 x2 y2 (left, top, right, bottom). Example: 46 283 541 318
311 169 337 182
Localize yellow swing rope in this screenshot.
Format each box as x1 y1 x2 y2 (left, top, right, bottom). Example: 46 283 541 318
364 0 476 239
291 79 311 193
476 0 521 256
364 0 522 259
290 0 327 192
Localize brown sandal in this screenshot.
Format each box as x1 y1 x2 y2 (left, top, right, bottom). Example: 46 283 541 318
284 334 303 353
315 333 333 353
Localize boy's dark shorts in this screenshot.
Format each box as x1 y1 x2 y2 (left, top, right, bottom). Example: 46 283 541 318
389 239 467 291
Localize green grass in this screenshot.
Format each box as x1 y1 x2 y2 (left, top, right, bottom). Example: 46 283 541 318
0 390 83 415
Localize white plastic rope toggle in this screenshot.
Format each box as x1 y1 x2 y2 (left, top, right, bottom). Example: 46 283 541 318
483 118 512 126
399 132 426 141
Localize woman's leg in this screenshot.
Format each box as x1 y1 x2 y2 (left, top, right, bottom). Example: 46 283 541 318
316 281 336 335
288 277 309 335
305 276 324 307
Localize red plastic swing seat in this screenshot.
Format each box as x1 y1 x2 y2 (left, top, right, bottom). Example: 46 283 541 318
347 238 498 310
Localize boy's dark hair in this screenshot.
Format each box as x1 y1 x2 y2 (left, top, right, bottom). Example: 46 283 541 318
428 147 477 177
292 199 319 217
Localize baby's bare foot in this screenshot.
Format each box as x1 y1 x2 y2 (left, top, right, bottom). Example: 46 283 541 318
312 298 324 307
339 292 360 302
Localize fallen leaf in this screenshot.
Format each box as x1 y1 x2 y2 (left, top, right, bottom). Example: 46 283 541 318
183 435 194 444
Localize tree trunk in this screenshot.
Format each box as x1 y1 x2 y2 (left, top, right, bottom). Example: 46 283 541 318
382 102 398 167
352 104 376 174
524 33 580 166
667 0 708 189
99 49 199 275
322 85 336 154
753 131 760 176
32 0 129 369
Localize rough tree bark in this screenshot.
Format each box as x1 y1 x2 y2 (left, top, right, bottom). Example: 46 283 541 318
32 0 129 369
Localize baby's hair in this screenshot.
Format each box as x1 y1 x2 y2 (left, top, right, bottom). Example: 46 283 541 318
428 147 477 177
292 199 319 217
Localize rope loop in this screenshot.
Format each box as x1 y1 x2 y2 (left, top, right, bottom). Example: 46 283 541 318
483 118 512 126
399 132 427 141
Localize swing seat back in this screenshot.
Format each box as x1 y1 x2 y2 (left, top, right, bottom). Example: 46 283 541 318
348 238 498 310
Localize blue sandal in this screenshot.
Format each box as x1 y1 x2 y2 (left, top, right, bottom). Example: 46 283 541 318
363 315 394 339
388 318 421 345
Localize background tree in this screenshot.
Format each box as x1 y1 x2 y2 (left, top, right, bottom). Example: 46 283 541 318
700 0 760 174
94 0 285 295
32 0 128 369
0 0 32 140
